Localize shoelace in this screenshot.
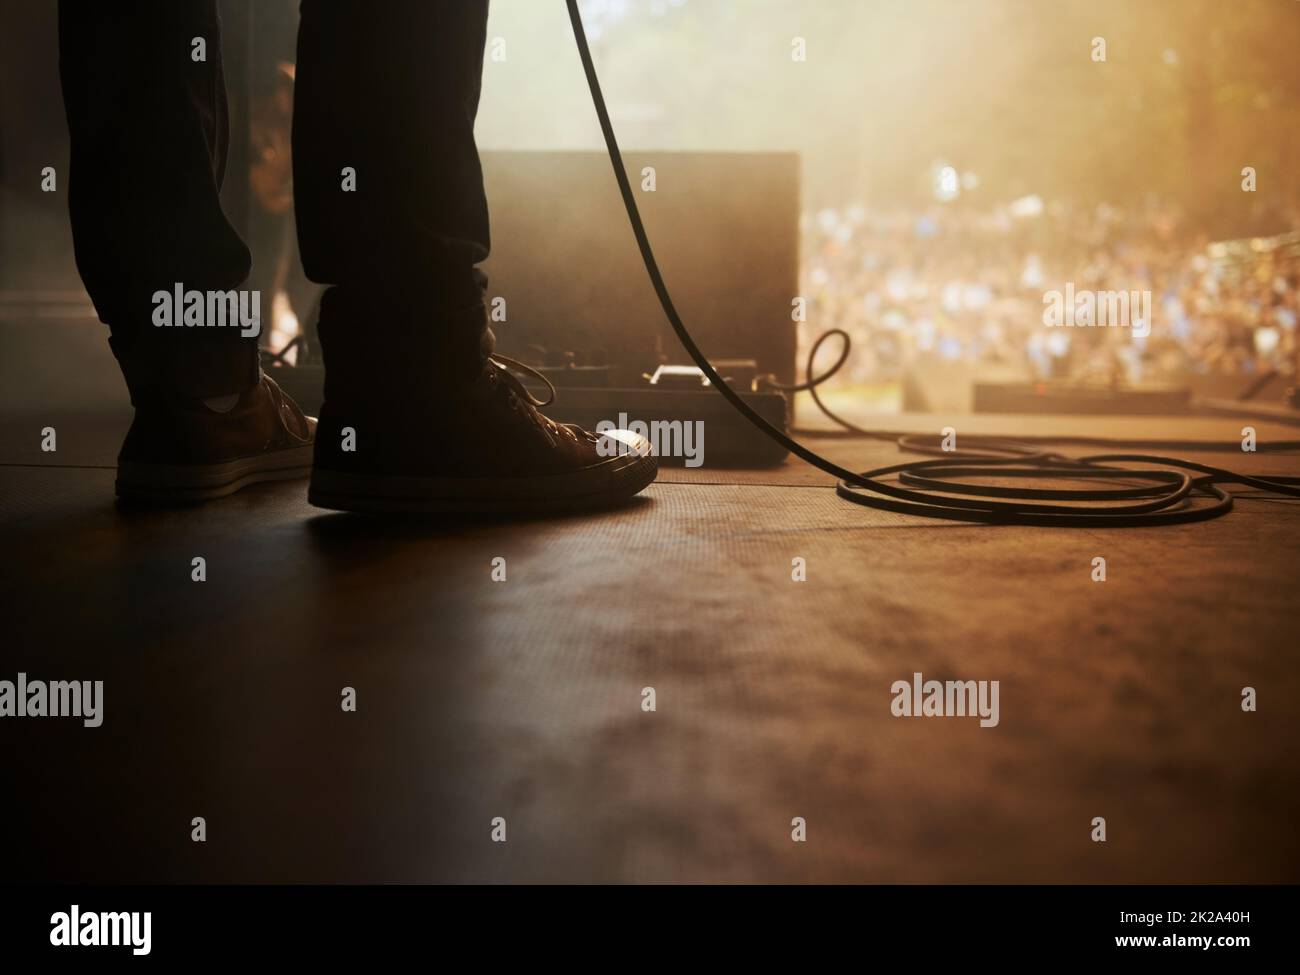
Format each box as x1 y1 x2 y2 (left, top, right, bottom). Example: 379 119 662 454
262 373 314 446
485 354 582 447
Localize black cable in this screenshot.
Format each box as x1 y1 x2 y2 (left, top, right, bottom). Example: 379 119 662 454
565 0 1300 527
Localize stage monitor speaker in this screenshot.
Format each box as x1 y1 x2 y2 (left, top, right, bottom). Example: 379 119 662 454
480 150 800 386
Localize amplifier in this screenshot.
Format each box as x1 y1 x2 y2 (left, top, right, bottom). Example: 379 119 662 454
481 150 800 388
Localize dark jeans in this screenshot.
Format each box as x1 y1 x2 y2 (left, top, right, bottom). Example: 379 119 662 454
58 0 490 398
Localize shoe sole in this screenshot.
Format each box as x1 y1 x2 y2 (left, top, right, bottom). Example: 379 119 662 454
116 444 315 503
307 452 658 515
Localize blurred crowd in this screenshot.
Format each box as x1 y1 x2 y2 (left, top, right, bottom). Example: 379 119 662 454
800 199 1300 387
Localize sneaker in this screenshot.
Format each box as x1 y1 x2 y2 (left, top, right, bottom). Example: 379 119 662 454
115 373 316 503
308 353 657 514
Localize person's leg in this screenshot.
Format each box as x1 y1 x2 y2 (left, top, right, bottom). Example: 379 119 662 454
293 0 490 388
295 0 656 513
59 0 253 396
59 0 313 502
293 0 489 306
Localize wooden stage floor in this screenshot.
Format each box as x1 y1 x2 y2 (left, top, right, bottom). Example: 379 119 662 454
3 407 1299 883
